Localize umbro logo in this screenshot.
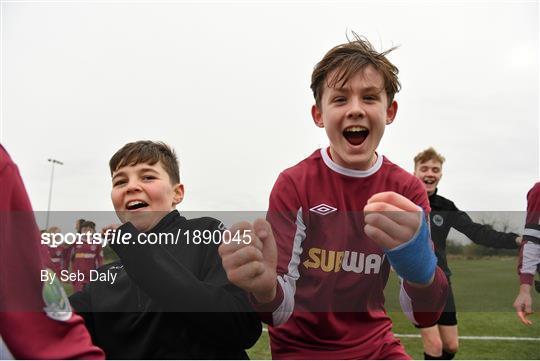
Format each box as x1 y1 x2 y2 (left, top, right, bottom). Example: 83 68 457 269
309 203 337 216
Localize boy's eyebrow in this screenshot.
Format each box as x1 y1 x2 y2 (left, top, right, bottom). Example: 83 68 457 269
362 86 384 93
111 171 126 181
328 85 383 93
137 167 160 174
112 167 160 180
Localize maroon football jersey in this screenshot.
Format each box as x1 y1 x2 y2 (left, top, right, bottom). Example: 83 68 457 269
0 145 104 359
71 236 103 292
47 244 66 275
519 182 540 285
255 149 447 359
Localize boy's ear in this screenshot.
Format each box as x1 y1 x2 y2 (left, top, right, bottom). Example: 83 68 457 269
311 104 324 128
385 100 398 125
172 183 184 206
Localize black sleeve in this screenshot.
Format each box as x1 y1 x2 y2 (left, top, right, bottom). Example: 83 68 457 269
110 220 262 350
68 286 96 338
450 205 519 249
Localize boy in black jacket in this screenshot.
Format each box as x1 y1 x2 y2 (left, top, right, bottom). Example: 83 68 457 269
69 141 261 359
413 147 521 360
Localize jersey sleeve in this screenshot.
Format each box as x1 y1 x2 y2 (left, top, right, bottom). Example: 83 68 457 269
399 267 449 327
447 200 519 249
398 175 449 327
523 183 540 245
250 172 306 326
0 146 104 360
518 183 540 285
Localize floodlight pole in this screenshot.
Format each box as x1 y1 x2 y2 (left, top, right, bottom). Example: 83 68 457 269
46 158 64 229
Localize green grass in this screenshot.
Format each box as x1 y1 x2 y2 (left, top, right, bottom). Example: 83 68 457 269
247 257 540 359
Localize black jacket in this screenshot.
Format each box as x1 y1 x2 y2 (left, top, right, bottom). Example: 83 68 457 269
69 210 261 359
429 190 518 277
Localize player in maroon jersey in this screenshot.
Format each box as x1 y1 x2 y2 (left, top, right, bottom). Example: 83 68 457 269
44 226 66 275
71 220 104 292
514 182 540 325
219 34 448 359
0 144 104 359
61 218 86 274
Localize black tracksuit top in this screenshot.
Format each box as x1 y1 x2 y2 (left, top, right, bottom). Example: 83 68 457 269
69 210 261 359
428 189 518 277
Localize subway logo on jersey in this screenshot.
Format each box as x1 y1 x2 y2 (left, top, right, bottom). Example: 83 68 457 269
303 248 385 274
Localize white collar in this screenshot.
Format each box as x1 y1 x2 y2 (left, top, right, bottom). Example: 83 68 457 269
320 147 383 178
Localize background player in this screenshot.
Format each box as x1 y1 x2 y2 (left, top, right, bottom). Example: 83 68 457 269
61 218 86 274
71 220 103 292
219 34 448 359
45 226 65 276
514 182 540 325
413 147 522 359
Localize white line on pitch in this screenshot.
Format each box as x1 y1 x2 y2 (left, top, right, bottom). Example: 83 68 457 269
261 328 540 341
394 334 540 341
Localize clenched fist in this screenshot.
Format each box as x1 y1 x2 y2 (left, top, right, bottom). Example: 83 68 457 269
364 191 423 250
219 219 278 304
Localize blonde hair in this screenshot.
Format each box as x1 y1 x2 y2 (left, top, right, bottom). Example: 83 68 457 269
414 147 446 167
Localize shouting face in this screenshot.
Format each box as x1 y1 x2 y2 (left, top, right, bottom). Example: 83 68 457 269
311 65 398 171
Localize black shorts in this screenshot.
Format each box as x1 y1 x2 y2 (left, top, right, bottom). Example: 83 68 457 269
416 282 458 328
437 283 457 326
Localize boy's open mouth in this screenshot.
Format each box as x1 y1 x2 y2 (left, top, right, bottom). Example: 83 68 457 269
125 200 149 210
423 178 435 185
343 126 369 146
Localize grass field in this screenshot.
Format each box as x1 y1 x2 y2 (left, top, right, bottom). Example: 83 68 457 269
246 257 540 359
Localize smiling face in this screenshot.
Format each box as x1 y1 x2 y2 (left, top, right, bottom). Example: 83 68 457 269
111 161 184 232
311 65 398 170
414 159 443 196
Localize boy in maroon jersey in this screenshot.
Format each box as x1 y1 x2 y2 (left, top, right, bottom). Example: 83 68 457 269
514 182 540 325
61 218 86 273
45 227 64 275
71 220 103 292
219 34 449 359
0 145 104 359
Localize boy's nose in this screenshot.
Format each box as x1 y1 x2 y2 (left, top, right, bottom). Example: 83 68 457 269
125 180 142 193
426 171 437 179
347 99 366 119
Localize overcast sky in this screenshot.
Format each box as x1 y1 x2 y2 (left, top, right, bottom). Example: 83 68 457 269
1 1 538 233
